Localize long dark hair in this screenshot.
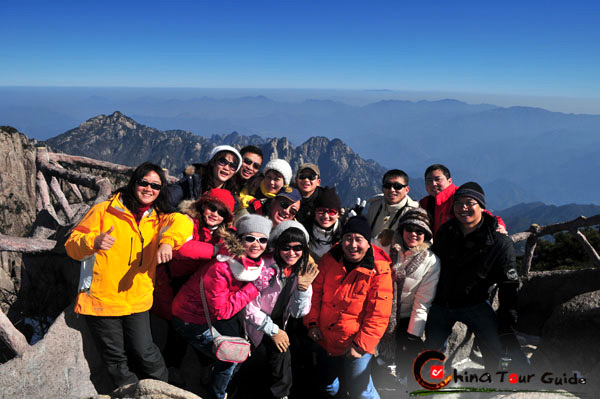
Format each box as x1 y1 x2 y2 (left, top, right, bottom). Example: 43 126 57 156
116 162 170 215
196 150 241 195
273 227 309 275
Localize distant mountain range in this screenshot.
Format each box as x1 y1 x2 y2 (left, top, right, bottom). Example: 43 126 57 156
45 111 430 206
2 88 598 208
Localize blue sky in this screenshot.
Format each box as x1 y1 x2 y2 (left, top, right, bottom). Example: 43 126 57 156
2 1 600 112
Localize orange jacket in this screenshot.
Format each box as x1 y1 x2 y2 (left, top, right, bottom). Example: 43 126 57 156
65 193 193 316
304 244 393 356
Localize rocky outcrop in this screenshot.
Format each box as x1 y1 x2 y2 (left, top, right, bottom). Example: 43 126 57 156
0 305 109 398
0 126 37 313
516 268 600 335
533 290 600 377
45 112 386 205
98 379 202 399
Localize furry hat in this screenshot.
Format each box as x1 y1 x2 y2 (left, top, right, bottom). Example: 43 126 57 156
263 159 293 186
209 145 242 172
315 186 341 212
397 208 433 241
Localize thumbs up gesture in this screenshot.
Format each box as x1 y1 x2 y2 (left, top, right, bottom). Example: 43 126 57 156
94 226 116 251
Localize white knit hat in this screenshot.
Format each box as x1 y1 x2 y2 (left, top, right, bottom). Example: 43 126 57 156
263 159 292 186
269 220 309 244
209 145 242 172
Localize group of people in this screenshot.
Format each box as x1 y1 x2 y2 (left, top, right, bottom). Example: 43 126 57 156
65 144 527 399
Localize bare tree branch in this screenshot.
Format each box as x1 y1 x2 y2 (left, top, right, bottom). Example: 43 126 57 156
0 310 30 357
0 234 57 253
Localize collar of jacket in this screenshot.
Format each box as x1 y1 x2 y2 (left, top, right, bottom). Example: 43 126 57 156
215 254 264 281
447 211 498 245
259 180 279 199
108 193 155 220
435 183 459 206
329 243 376 270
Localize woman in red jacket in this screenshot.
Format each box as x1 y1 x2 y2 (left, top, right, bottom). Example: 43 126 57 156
305 216 393 399
151 188 236 380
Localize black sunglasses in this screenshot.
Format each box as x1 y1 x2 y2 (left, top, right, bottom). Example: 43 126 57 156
281 244 303 252
206 202 229 218
243 157 261 170
297 173 317 181
278 199 298 216
217 157 239 171
243 235 269 244
382 181 407 190
405 226 425 235
137 179 162 191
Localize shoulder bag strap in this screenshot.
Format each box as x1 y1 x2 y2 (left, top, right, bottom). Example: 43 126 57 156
199 277 215 340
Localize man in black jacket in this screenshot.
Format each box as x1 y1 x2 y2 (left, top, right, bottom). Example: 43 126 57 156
425 182 524 371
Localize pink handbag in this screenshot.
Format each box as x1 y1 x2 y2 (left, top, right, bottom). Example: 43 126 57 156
200 278 251 363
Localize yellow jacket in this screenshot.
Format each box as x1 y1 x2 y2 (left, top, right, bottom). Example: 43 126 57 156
238 180 286 210
65 193 193 316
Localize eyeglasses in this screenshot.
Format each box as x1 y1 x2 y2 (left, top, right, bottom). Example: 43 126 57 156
243 235 268 245
217 157 239 171
206 202 229 218
453 200 479 209
137 179 162 191
297 173 318 181
281 244 303 253
243 157 261 170
278 200 298 216
382 181 407 190
316 207 338 217
404 226 426 235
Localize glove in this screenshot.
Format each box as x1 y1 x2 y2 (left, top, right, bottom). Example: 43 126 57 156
297 262 319 291
347 197 366 217
252 266 276 291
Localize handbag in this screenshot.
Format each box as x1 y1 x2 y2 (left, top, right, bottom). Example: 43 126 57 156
200 278 251 363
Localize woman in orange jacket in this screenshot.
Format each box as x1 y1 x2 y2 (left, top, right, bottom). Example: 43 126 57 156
305 216 393 399
65 162 193 389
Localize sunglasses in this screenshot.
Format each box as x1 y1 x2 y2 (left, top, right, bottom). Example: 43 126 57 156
243 235 269 245
316 207 338 216
382 181 407 190
206 202 229 218
243 157 261 170
278 199 298 216
297 173 318 181
281 244 303 253
217 157 239 171
405 226 426 235
137 179 162 191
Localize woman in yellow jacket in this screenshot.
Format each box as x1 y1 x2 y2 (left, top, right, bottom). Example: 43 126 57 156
65 162 193 388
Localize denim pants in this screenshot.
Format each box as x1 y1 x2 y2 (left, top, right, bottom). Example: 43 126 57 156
316 345 380 399
172 317 239 399
424 302 503 370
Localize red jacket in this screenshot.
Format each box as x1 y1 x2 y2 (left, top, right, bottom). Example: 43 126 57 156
171 254 261 325
419 183 506 236
304 244 393 356
152 220 217 320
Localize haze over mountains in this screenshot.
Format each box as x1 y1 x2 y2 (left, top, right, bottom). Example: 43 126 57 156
2 87 599 208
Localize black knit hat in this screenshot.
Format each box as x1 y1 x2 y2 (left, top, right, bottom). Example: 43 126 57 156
455 182 486 209
343 215 371 242
397 208 433 241
315 186 342 212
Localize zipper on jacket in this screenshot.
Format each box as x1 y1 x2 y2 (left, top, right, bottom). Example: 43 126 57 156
128 237 133 265
139 235 144 267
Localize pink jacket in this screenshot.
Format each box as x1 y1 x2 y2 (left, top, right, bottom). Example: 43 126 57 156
172 254 261 325
243 258 312 346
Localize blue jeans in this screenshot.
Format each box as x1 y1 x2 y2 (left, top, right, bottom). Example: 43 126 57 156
172 317 238 399
424 302 503 370
316 345 380 399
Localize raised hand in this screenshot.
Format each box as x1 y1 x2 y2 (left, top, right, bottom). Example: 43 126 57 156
94 226 115 251
348 197 367 217
297 262 319 291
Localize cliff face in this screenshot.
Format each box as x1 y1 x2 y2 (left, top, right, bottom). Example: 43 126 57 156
0 126 36 237
46 111 386 205
0 127 37 310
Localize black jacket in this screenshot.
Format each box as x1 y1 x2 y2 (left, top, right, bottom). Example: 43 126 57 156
432 212 519 330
